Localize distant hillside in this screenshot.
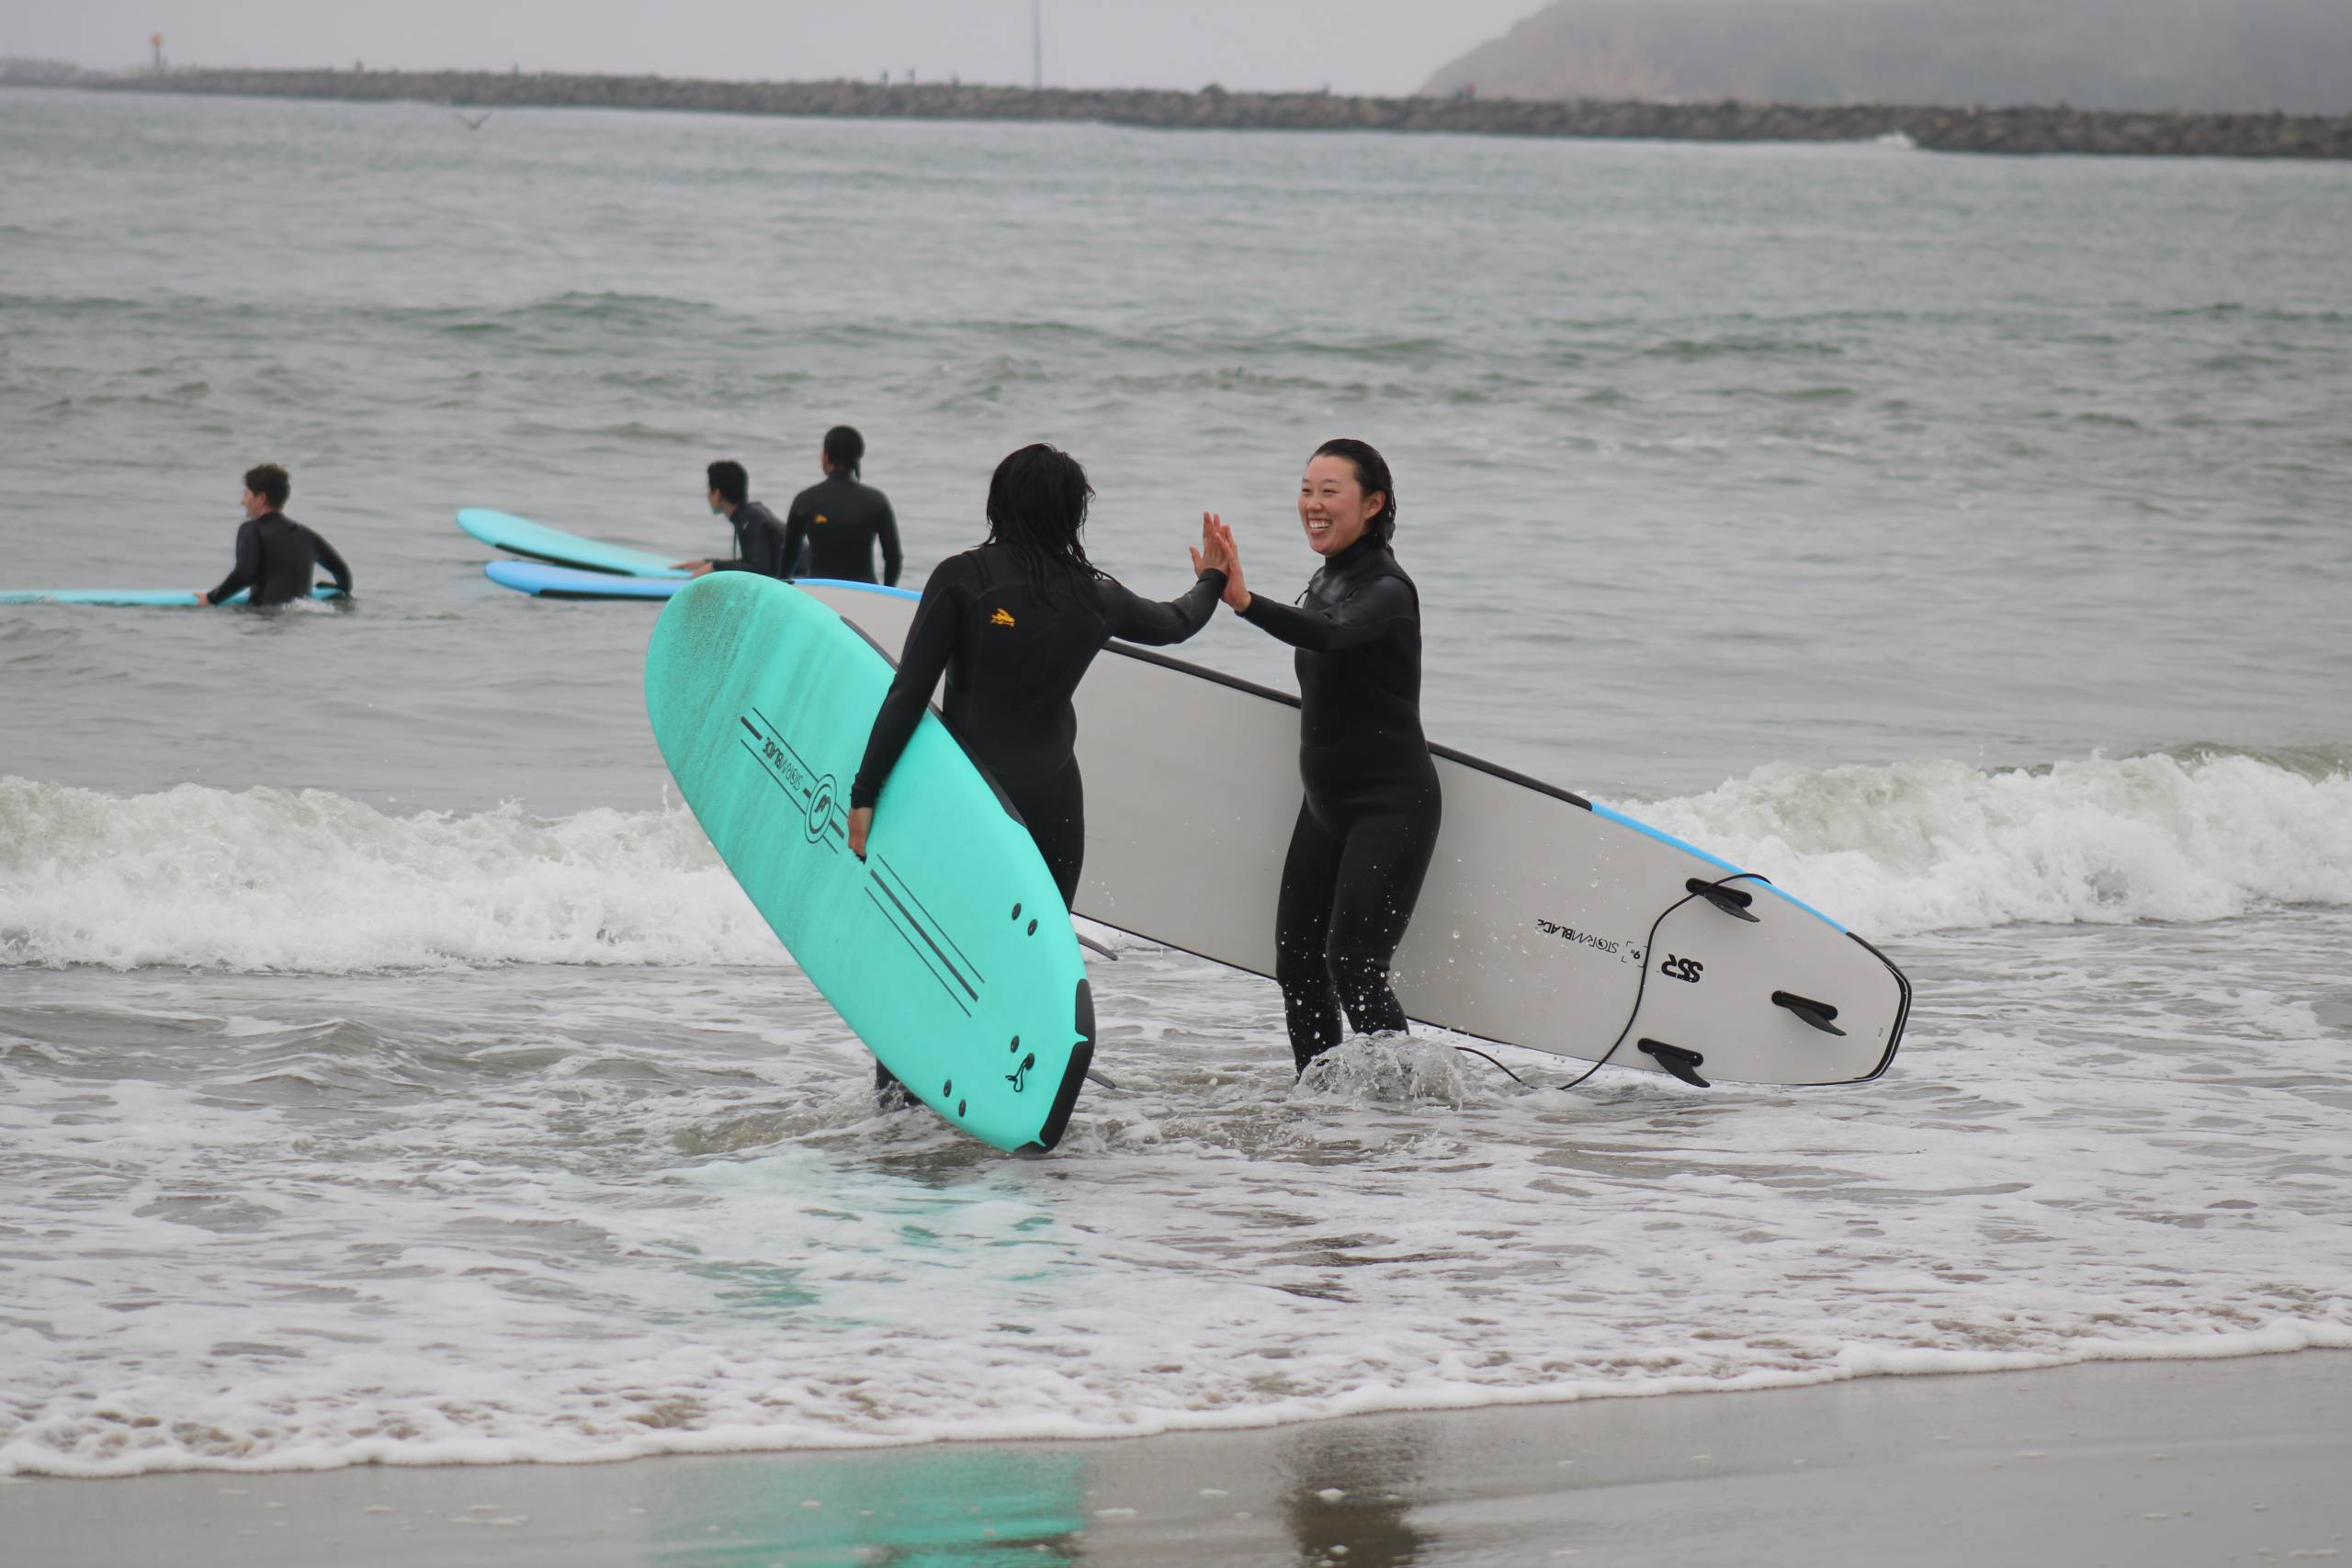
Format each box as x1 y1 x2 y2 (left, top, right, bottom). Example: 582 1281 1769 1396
1423 0 2352 113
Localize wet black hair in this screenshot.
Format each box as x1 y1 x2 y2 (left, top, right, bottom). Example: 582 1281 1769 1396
707 459 749 506
823 424 865 475
985 443 1094 595
243 463 290 510
1310 437 1396 542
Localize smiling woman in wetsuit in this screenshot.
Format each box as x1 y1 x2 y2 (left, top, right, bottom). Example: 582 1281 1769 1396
1216 438 1440 1075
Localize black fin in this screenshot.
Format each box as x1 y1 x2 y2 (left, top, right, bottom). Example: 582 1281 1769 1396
1687 878 1759 922
1637 1038 1712 1088
1771 990 1847 1036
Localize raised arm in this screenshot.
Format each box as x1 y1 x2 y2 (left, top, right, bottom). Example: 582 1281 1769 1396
1238 573 1417 652
204 521 263 605
1101 510 1232 645
1099 570 1226 647
849 568 963 852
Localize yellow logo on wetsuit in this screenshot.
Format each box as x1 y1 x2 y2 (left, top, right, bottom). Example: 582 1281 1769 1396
813 513 829 525
989 608 1016 627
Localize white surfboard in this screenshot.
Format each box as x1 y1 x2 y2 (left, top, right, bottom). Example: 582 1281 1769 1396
797 582 1910 1088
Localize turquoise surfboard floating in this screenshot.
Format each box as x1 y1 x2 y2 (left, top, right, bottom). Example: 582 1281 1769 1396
645 572 1096 1153
485 560 680 599
457 507 689 579
0 586 344 606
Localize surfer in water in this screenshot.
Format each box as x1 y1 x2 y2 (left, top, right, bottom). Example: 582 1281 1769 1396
196 464 353 607
1216 439 1441 1075
675 460 799 579
848 442 1232 1104
782 425 903 586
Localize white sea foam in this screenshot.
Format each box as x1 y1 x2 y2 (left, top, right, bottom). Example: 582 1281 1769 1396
1626 748 2352 938
4 923 2348 1478
0 776 776 971
6 750 2346 973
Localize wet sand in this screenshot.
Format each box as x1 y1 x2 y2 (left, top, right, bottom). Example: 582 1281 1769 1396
6 1351 2346 1566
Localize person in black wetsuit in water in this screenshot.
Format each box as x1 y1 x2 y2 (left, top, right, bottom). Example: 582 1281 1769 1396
1216 438 1440 1076
675 460 801 579
196 464 353 607
848 442 1233 1103
782 425 903 586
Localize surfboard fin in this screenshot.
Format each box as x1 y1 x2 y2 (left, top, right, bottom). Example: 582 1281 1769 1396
1637 1039 1712 1087
1686 878 1759 922
1084 1068 1119 1091
1074 931 1119 962
1772 990 1847 1035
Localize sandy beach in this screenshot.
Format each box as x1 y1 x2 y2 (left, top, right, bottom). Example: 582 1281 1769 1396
8 1351 2345 1566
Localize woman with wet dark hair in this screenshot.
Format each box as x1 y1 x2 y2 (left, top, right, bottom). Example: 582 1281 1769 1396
850 443 1231 904
1216 438 1442 1075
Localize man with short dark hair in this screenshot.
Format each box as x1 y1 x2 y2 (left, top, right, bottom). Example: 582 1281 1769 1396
197 464 353 606
677 459 798 579
782 425 902 586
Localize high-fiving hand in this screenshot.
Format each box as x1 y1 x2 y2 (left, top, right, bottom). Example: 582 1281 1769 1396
1188 513 1249 612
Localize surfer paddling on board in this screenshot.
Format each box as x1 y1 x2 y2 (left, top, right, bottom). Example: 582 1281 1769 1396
1216 439 1442 1076
675 460 797 580
847 442 1232 1105
195 464 353 607
781 425 903 586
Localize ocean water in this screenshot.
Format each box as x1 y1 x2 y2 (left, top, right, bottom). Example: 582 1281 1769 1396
2 87 2349 1480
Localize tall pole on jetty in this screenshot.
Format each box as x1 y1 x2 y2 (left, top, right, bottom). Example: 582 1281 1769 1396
1032 0 1042 90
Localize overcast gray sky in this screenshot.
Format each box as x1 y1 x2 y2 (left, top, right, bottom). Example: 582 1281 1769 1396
8 1 1546 96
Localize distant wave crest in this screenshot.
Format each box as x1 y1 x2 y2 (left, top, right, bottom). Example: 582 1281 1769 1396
1624 745 2352 938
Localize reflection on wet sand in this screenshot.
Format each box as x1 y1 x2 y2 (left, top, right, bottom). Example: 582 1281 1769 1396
1276 1419 1433 1566
650 1445 1089 1565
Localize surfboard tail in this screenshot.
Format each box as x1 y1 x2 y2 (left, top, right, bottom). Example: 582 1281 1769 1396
1029 978 1096 1153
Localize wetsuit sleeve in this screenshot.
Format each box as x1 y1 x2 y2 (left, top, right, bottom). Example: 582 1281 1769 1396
1240 576 1416 652
736 511 787 577
208 521 263 604
705 513 751 573
311 530 354 596
852 567 964 811
877 498 902 588
1100 571 1226 647
779 511 808 581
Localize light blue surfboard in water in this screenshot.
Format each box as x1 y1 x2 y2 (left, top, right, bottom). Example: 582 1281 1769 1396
645 572 1097 1153
0 586 345 606
457 508 688 578
485 561 681 600
487 560 918 605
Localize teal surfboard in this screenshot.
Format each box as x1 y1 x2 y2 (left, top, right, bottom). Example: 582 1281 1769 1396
0 586 344 606
645 572 1096 1153
457 507 688 578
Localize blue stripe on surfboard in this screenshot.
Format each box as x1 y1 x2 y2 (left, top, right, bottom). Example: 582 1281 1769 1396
1587 802 1847 932
456 508 688 579
797 579 920 601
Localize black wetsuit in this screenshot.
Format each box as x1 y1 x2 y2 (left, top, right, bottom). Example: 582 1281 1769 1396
208 512 353 606
854 544 1225 904
784 471 902 586
1238 535 1442 1072
707 500 802 579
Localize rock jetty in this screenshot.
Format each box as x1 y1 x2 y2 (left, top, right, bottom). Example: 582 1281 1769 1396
16 65 2351 160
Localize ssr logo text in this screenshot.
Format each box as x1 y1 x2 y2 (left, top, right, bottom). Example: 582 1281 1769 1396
1659 953 1704 984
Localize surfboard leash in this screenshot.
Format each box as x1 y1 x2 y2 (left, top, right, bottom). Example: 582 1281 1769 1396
1452 871 1774 1095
